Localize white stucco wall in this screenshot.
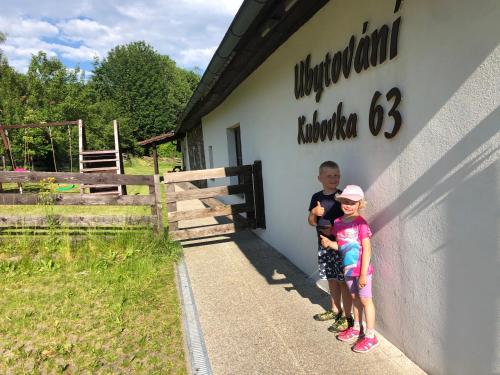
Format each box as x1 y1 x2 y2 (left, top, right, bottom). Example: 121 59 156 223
200 1 499 373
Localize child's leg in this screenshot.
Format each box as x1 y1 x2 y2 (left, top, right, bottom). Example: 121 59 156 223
360 297 375 331
340 282 352 318
337 276 365 341
328 279 342 314
358 275 375 333
352 276 378 352
352 294 363 328
337 292 362 341
313 247 340 321
342 276 360 324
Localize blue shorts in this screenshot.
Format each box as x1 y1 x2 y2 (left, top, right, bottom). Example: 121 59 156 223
318 245 344 281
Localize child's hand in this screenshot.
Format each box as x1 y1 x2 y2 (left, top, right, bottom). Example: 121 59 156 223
311 201 325 217
319 235 331 249
358 274 367 289
319 235 338 250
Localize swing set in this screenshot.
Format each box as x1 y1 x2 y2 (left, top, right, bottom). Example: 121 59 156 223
0 120 77 192
0 119 125 194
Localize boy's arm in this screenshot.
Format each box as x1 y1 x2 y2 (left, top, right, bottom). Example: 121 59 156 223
308 210 318 226
359 238 372 288
308 201 324 226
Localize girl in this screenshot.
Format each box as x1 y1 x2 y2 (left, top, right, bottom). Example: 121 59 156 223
320 185 378 353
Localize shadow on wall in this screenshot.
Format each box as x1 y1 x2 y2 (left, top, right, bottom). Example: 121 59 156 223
368 92 499 373
443 163 498 375
371 108 499 235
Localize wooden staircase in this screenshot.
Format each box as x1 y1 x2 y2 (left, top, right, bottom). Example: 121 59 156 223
79 120 124 195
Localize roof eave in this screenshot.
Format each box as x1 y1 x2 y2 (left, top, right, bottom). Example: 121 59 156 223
176 0 328 137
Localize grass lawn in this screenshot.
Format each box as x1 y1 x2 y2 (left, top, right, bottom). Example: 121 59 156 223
0 231 187 374
0 157 188 373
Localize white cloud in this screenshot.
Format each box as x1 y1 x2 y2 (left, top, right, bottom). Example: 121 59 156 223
178 47 217 68
55 44 100 62
57 19 110 40
0 17 58 38
7 58 32 73
56 19 125 52
0 0 244 73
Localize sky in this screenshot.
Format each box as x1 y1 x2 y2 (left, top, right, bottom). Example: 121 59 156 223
0 0 244 75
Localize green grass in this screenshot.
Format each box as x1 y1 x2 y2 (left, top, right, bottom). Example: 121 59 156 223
0 231 187 374
0 158 188 373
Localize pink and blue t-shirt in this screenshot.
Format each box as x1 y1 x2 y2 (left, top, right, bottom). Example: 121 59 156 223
332 215 373 277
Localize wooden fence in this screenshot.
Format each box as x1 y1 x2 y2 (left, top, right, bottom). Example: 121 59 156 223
164 161 265 241
0 171 163 233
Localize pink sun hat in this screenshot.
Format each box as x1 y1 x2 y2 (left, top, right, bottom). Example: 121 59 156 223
335 185 364 202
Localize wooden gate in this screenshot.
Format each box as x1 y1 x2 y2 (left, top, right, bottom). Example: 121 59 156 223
164 160 265 241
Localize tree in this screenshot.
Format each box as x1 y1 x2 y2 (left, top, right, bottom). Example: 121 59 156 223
92 41 199 153
0 52 89 170
92 42 170 143
0 39 200 164
0 31 5 63
164 57 200 132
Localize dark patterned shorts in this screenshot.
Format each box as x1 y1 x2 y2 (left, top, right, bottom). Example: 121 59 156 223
318 245 344 281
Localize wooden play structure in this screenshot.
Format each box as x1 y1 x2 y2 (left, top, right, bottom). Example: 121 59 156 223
79 119 125 195
0 119 125 195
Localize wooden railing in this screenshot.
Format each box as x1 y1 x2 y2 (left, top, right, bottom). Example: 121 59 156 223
0 171 163 233
164 161 265 241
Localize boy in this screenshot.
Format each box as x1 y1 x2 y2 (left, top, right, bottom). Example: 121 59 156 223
308 161 353 332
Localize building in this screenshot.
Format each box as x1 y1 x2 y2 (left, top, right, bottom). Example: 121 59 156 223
176 1 500 374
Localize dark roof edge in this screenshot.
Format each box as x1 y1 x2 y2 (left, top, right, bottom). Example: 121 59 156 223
176 0 329 136
176 0 267 134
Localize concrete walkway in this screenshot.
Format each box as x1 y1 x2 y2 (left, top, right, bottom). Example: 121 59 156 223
176 197 425 375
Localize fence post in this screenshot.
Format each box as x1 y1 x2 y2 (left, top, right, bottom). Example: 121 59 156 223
242 167 255 229
150 174 163 235
164 176 178 234
252 160 266 229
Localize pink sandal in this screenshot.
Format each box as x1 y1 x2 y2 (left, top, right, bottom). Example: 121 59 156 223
336 327 360 342
352 335 379 353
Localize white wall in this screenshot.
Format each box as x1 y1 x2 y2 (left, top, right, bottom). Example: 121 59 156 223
201 1 500 373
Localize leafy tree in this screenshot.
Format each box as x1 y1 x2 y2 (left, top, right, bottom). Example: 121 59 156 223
92 42 169 143
0 52 89 170
0 31 5 63
158 142 180 159
92 41 199 153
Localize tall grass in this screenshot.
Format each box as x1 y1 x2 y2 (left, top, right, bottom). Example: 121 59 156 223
0 230 187 374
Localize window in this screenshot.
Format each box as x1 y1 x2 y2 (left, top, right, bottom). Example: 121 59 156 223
227 125 243 185
208 145 214 169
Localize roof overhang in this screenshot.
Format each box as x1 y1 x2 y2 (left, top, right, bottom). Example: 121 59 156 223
138 131 178 147
176 0 328 136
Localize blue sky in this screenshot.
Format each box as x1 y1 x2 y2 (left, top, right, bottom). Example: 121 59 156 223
0 0 244 74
